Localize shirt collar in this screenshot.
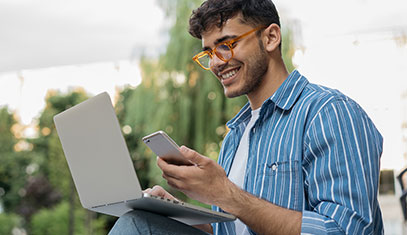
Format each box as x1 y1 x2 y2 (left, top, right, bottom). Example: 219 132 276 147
270 70 308 111
227 70 308 129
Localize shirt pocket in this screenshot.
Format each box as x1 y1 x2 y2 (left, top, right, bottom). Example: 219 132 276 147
255 160 302 211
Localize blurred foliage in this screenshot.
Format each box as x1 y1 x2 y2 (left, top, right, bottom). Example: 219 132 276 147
0 213 21 235
0 107 17 153
0 0 295 233
30 202 106 235
17 175 62 224
282 26 296 73
0 151 30 213
0 107 31 214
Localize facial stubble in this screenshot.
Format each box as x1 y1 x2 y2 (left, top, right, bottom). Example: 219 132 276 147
225 40 269 98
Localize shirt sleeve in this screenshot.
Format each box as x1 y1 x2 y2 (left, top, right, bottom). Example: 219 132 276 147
301 98 383 234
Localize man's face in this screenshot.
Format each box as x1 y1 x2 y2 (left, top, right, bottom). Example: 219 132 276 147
201 16 269 98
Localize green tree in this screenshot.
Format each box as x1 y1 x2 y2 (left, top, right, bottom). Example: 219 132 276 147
281 24 296 73
0 107 32 214
30 202 106 235
0 107 17 153
16 175 62 228
0 213 21 235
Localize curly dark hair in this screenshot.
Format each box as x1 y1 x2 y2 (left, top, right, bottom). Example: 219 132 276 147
189 0 280 39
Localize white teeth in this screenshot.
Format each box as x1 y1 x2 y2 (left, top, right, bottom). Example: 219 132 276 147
220 69 238 79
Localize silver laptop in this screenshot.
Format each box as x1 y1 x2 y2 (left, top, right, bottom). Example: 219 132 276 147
53 92 235 225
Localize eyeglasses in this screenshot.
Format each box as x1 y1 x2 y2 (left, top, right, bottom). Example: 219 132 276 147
192 26 266 70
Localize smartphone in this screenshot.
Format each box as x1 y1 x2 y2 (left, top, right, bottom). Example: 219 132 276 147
142 131 192 165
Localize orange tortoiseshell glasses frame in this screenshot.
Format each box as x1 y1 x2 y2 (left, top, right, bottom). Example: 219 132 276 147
192 26 266 70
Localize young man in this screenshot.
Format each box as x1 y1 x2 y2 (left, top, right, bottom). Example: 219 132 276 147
110 0 384 234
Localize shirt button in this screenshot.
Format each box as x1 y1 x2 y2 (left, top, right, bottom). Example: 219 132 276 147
272 164 277 171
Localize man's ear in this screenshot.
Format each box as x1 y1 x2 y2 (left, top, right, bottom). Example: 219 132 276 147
262 24 281 53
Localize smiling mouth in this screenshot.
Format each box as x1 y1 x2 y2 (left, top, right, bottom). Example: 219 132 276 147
218 67 240 84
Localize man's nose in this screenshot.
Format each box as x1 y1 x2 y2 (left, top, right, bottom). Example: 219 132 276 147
210 54 227 70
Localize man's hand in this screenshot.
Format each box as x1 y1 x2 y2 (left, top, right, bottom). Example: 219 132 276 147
143 185 213 233
157 146 233 206
143 185 179 201
157 146 302 235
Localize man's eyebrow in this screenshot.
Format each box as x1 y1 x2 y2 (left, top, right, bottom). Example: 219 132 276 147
214 35 237 45
202 35 237 51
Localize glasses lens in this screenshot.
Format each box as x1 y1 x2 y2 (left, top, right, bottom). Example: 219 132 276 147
197 54 211 69
215 44 232 61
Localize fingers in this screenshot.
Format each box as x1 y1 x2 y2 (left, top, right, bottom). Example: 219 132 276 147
142 188 152 194
157 157 184 180
157 157 190 192
179 146 208 166
143 185 165 196
151 185 167 198
162 173 187 191
143 185 179 201
157 148 214 189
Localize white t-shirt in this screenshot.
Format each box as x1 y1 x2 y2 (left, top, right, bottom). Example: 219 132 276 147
227 108 260 235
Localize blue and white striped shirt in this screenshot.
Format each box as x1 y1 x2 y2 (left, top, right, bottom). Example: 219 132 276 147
212 70 383 235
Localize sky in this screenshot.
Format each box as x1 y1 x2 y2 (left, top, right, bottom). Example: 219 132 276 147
0 0 407 170
0 0 167 71
0 0 167 128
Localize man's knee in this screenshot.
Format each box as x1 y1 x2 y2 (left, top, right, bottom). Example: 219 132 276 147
120 210 151 221
109 209 208 235
109 210 153 235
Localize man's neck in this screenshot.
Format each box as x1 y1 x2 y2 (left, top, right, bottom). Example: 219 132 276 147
247 62 289 110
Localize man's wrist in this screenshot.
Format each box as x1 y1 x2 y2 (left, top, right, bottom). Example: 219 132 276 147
215 179 249 216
